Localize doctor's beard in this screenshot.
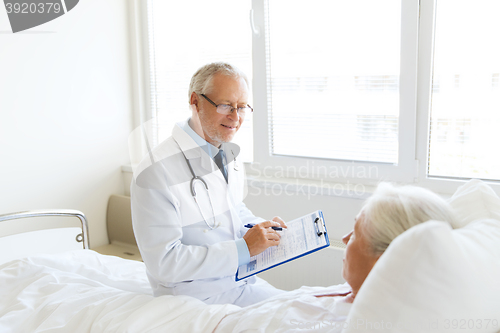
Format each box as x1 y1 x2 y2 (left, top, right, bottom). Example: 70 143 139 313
199 114 240 146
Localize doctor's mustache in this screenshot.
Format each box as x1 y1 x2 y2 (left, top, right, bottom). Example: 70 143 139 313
135 142 240 190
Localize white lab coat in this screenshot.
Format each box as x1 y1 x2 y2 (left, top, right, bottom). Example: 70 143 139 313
131 122 263 302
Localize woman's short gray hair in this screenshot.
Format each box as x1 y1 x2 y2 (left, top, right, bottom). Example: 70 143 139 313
361 182 458 256
188 62 249 103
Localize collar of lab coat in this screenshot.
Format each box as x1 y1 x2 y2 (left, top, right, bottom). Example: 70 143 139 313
172 121 217 173
181 118 219 159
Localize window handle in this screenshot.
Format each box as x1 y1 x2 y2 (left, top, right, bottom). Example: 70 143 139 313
250 9 261 37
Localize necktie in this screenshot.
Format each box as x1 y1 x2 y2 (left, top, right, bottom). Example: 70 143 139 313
214 149 228 183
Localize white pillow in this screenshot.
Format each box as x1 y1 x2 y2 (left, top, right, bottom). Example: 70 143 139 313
448 179 500 228
343 180 500 333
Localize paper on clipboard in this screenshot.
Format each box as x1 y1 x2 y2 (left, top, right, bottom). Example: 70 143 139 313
236 210 329 281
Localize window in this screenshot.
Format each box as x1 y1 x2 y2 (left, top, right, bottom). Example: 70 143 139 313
137 0 500 189
266 0 401 164
428 0 500 181
251 0 418 182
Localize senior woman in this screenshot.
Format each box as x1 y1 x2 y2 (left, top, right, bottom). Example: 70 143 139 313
214 182 458 332
338 182 458 303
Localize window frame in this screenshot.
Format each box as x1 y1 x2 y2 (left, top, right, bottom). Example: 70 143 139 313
250 0 420 185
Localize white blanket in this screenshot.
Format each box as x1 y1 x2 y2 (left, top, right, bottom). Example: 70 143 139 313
0 250 238 332
215 284 352 333
0 250 351 332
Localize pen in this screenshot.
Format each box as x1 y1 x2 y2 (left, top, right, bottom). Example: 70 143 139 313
244 223 283 231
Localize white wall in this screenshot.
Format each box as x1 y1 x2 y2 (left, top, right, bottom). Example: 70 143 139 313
244 184 364 241
0 0 134 248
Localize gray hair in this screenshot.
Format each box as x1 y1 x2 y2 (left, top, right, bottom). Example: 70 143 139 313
188 62 249 103
361 182 458 256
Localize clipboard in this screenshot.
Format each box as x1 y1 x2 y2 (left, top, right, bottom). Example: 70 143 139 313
236 210 329 281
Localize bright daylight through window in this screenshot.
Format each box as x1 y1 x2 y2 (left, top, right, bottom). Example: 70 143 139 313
145 0 500 183
146 0 253 161
267 0 401 164
428 0 500 180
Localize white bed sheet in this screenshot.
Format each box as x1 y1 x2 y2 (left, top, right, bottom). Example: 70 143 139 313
0 249 353 333
214 283 352 333
0 250 238 332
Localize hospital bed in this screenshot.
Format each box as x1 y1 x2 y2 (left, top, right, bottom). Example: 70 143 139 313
0 180 499 332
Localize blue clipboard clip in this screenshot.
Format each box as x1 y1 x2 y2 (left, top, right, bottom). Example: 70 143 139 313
314 217 326 236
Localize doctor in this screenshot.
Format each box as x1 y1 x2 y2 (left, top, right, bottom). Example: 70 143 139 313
131 62 286 307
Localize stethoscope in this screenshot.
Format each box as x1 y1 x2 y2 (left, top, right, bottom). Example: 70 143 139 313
175 139 239 230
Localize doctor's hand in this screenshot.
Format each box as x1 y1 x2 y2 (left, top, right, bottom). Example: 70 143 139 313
243 220 286 257
271 216 287 229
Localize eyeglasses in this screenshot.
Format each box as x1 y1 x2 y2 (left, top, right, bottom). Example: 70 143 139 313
200 94 253 117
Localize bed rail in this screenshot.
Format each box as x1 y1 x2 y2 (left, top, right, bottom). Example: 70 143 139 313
0 209 90 249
